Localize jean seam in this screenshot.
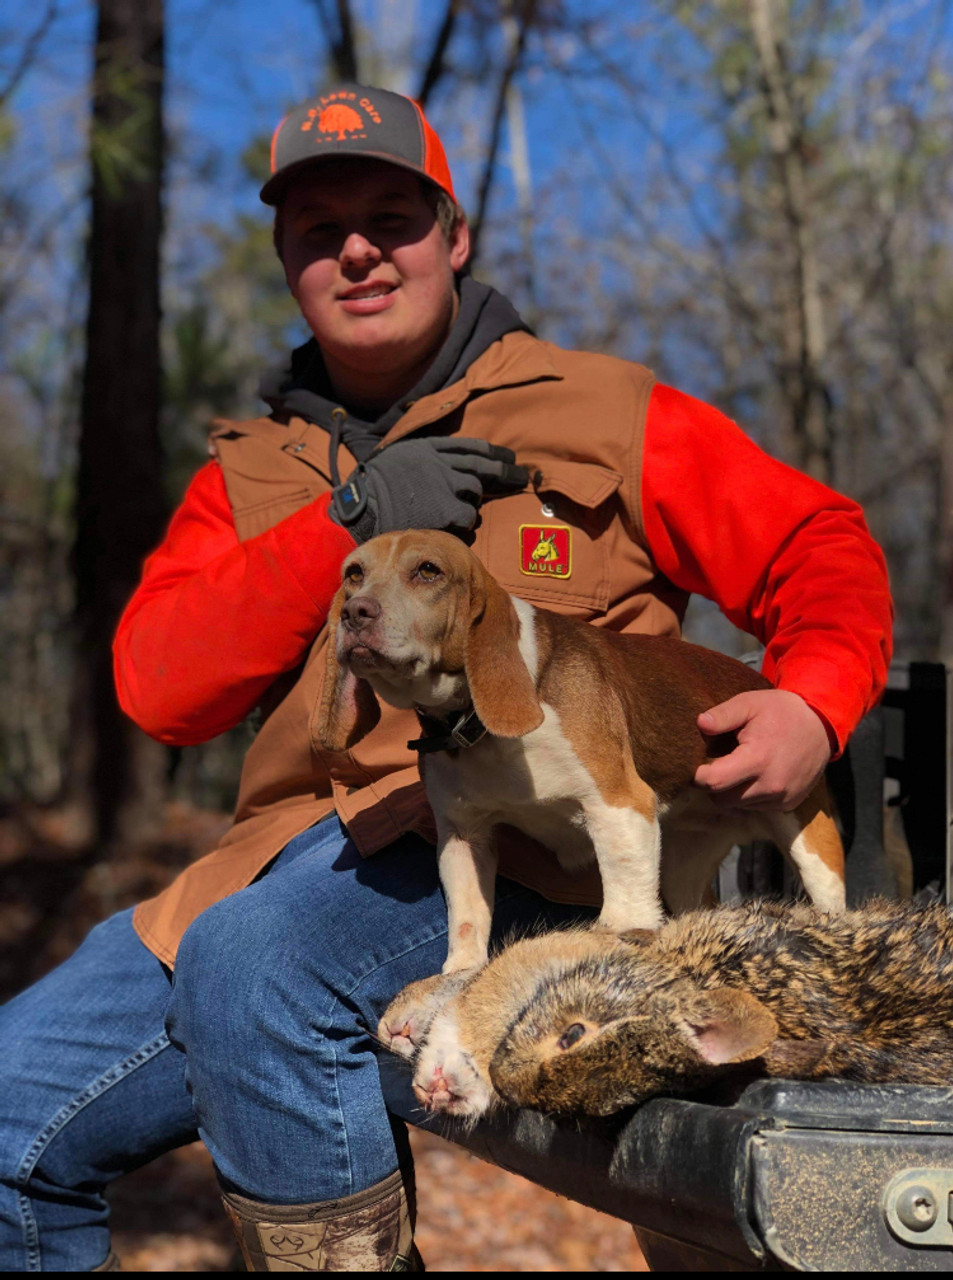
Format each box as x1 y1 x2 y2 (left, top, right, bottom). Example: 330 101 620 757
327 1044 353 1195
305 920 449 1198
14 1032 171 1271
308 981 355 1198
341 923 451 1002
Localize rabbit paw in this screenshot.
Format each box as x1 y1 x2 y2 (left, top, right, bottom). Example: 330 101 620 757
378 968 480 1060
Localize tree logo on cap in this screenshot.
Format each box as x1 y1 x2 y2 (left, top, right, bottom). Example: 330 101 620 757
318 103 362 139
300 91 382 144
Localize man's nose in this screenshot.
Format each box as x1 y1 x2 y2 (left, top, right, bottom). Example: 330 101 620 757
341 594 382 631
340 232 381 269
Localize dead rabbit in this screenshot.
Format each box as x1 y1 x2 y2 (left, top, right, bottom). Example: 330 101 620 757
384 899 953 1118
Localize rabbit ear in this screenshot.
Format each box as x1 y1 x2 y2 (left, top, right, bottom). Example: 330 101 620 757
314 587 381 752
465 569 543 738
674 987 779 1066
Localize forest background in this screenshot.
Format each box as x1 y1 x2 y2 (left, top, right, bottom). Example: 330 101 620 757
1 0 952 1270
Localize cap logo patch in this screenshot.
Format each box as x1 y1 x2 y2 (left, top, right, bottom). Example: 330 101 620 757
520 525 572 579
317 102 363 139
299 91 382 144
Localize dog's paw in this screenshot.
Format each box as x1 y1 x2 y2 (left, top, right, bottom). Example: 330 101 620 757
378 969 479 1059
594 905 664 935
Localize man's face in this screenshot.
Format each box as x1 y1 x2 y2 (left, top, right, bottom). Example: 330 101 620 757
280 159 470 384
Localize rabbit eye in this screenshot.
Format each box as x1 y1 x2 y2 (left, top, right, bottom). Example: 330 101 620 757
557 1023 587 1051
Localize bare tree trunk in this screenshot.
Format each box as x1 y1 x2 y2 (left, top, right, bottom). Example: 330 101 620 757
939 414 953 662
506 73 537 320
313 0 359 81
72 0 168 846
416 0 459 107
749 0 833 483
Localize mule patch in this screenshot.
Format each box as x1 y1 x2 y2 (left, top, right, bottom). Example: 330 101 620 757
519 525 572 579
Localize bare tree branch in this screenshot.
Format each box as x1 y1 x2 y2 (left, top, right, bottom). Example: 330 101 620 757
0 1 58 111
416 0 459 107
335 0 357 79
552 63 783 379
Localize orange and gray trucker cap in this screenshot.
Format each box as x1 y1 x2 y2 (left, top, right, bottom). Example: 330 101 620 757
260 84 457 206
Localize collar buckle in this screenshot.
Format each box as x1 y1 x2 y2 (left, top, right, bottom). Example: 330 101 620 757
407 706 487 755
449 708 487 749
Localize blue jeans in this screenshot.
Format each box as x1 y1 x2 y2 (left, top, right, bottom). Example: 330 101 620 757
0 815 594 1270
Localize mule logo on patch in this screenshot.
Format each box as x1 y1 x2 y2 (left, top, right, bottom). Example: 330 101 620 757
520 525 572 579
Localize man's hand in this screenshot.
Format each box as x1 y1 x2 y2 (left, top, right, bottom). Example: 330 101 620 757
694 689 832 812
332 437 529 544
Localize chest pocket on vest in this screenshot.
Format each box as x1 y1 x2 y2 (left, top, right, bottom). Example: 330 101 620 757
472 460 623 617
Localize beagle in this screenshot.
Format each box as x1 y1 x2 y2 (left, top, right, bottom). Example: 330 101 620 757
316 530 845 1037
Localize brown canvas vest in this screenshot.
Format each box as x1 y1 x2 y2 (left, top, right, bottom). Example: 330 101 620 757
133 332 689 965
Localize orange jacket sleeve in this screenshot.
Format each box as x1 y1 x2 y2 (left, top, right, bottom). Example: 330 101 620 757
641 384 893 754
113 461 355 745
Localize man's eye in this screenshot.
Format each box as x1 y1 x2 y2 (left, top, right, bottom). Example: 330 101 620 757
416 562 442 581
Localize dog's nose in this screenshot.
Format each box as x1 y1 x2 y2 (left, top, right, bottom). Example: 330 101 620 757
341 594 382 631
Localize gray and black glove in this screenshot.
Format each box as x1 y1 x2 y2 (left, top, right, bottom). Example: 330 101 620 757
330 437 529 544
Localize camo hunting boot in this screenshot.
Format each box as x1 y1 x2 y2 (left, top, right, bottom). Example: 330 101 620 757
221 1168 423 1271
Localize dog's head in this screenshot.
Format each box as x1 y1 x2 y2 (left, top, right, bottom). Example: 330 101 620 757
315 530 544 752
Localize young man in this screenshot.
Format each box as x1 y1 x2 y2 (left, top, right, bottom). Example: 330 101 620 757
1 84 892 1271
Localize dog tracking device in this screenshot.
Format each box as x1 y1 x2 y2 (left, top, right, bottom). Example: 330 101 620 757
332 466 369 527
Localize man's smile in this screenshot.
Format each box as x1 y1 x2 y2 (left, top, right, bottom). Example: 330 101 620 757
338 281 399 315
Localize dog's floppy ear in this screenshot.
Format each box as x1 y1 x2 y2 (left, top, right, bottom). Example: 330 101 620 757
674 987 779 1066
314 587 381 752
466 570 543 738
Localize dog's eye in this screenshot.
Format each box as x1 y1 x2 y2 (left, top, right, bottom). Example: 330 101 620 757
344 563 364 584
416 561 443 581
557 1023 588 1051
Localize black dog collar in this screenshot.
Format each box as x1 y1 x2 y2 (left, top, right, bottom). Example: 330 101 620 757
407 707 487 754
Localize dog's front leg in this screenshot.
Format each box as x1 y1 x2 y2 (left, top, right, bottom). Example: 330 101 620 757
438 820 497 974
585 798 665 934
